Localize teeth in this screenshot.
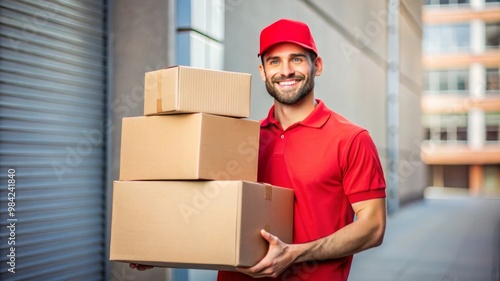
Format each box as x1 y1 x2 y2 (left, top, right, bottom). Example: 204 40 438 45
279 80 296 86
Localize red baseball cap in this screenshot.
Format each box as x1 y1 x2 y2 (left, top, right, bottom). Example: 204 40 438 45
258 18 318 57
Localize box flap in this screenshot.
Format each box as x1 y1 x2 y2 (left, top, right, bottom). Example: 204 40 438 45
234 181 244 267
236 182 294 267
144 69 178 114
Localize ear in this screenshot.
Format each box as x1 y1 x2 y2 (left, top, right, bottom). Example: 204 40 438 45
313 56 323 77
258 64 266 82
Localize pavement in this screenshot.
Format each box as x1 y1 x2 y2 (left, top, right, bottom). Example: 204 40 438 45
349 192 500 281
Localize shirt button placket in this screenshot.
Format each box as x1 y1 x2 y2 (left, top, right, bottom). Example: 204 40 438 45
274 133 286 154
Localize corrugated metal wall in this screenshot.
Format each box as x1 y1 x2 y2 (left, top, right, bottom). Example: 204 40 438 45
0 0 108 280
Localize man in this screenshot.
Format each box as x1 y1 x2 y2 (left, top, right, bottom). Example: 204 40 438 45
131 18 386 280
217 18 387 280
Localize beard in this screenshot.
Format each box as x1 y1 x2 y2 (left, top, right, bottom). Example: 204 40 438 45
264 68 315 105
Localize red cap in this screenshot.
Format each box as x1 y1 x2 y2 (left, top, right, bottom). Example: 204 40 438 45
258 19 318 57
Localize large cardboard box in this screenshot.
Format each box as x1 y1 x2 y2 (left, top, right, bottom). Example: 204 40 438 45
109 180 294 271
144 66 251 117
119 113 259 181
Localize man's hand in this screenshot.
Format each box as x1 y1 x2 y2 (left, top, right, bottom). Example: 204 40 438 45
237 198 386 278
129 263 154 271
236 229 296 278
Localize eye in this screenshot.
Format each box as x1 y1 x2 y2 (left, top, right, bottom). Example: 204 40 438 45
268 59 279 65
292 57 303 63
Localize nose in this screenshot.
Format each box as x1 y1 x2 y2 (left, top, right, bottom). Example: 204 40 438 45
280 62 295 77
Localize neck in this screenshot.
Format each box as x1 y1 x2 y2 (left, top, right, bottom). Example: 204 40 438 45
274 94 316 130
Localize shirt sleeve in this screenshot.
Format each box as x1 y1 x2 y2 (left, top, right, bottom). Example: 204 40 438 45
341 130 386 204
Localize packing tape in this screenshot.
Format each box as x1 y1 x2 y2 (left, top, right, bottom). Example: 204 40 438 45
156 98 162 113
156 71 163 112
265 184 272 200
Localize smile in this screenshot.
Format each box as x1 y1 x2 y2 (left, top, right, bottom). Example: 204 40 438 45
278 80 298 86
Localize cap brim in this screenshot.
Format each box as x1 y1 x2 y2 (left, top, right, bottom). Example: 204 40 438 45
258 40 317 57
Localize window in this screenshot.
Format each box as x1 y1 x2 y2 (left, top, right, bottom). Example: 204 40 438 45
486 113 500 142
486 68 500 94
423 23 470 53
485 23 500 49
425 69 469 94
425 0 469 6
423 114 468 143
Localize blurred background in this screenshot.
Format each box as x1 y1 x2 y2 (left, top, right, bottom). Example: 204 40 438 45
0 0 498 280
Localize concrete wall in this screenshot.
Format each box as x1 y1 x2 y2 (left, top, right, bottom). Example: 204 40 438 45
110 0 174 280
399 1 426 202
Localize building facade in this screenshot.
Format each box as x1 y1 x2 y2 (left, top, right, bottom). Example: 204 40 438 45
422 0 500 195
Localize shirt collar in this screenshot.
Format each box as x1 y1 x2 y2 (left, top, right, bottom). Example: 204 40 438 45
260 99 331 129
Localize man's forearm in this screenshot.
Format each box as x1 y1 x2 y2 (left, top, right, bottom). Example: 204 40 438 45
291 198 386 263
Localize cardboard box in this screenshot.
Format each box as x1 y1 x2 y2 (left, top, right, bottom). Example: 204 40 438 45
119 113 259 181
109 180 294 271
144 66 251 117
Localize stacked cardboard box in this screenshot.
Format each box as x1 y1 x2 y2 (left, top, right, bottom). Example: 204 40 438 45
110 66 294 271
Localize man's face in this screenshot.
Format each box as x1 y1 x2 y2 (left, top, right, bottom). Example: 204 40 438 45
259 43 320 105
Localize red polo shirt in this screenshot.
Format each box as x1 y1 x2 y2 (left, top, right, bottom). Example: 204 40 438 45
218 100 386 281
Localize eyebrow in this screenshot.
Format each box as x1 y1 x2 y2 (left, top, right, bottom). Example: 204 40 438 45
265 53 308 63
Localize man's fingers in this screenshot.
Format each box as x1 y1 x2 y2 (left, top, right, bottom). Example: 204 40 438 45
129 263 154 271
236 261 270 277
235 229 287 278
261 229 277 244
236 255 268 274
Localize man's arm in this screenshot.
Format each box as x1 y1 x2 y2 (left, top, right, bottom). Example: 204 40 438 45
237 198 386 278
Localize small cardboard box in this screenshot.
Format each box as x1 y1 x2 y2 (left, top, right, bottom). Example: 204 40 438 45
144 66 251 117
119 113 259 181
109 180 294 271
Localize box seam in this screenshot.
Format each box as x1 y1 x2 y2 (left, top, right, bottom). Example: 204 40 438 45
196 113 203 178
234 181 243 266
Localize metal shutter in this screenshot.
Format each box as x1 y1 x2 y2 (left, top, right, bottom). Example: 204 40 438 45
0 0 108 280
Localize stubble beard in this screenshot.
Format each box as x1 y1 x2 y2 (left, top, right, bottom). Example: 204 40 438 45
265 69 315 105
